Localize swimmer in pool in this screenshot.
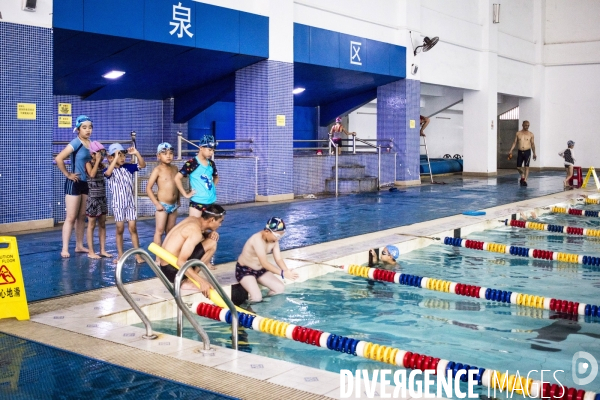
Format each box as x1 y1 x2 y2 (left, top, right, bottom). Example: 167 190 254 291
368 245 400 269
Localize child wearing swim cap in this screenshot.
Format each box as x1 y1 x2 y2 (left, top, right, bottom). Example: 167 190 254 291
234 217 299 303
368 245 400 269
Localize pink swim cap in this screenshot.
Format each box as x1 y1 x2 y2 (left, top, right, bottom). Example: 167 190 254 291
335 117 342 123
89 141 105 153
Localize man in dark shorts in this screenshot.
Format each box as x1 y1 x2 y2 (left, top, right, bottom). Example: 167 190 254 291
508 121 537 186
158 204 226 296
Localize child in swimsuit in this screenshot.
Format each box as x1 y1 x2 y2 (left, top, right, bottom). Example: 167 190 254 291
85 141 111 259
368 245 400 270
235 217 299 303
147 142 180 253
559 140 576 188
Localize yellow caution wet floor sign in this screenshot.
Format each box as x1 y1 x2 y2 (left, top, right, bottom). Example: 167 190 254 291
582 167 600 190
0 237 29 320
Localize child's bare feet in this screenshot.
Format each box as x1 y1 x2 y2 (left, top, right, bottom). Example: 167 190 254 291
88 253 101 259
135 256 145 264
75 246 89 253
99 252 113 258
206 263 217 271
180 280 199 290
61 250 70 258
113 257 120 265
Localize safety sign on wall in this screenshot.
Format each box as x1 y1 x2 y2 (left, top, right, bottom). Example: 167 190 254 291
0 237 29 321
58 103 72 115
17 103 36 120
276 115 286 127
58 116 72 128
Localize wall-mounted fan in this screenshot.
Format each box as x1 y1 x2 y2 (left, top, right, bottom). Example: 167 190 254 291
413 36 439 56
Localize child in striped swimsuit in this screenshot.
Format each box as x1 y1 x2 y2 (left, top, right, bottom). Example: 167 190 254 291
85 141 111 259
559 140 575 188
105 143 147 263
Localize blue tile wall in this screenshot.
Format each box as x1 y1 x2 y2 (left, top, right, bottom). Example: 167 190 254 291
0 22 53 225
235 60 294 196
52 96 188 222
377 79 421 182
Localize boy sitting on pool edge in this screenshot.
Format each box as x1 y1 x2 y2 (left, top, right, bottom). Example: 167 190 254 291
368 245 400 269
235 217 299 303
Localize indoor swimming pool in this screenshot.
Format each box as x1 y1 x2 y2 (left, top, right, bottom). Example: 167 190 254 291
137 207 600 396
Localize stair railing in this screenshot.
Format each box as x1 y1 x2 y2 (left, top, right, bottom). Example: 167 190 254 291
329 137 339 196
353 137 381 190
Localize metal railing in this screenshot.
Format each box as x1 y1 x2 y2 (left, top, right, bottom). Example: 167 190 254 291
115 247 240 350
330 138 339 196
176 131 254 160
354 137 382 190
174 259 239 350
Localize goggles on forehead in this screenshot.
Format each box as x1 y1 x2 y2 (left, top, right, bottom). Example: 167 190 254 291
204 209 226 217
268 229 284 239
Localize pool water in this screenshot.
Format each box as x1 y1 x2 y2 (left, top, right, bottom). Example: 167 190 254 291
142 213 600 396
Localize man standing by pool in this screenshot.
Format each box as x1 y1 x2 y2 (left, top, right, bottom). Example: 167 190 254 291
508 120 537 187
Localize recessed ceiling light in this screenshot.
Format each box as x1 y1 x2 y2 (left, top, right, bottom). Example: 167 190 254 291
102 70 126 79
293 87 305 94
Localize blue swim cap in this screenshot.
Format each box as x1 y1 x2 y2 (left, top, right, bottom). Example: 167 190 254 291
156 142 173 153
567 140 575 146
384 245 399 260
73 115 92 133
266 217 286 232
199 135 216 148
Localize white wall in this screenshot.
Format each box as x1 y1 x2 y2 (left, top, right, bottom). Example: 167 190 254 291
348 102 377 142
420 111 463 159
0 0 52 28
543 64 600 169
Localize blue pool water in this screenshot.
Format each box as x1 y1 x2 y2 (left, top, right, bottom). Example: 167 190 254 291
0 333 236 399
144 212 600 395
17 172 566 302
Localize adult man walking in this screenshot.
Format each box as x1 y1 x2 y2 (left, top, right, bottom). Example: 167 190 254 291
508 120 537 186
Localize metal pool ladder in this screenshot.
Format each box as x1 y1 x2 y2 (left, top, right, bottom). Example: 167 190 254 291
115 248 239 350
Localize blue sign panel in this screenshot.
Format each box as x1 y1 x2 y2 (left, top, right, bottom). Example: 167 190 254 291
54 0 269 58
294 23 406 78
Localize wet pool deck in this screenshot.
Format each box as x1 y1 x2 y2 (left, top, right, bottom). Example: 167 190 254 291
0 171 594 399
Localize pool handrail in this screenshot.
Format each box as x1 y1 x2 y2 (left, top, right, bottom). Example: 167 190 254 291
115 247 215 346
174 259 239 350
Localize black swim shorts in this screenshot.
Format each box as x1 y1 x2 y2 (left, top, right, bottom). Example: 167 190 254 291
235 263 268 283
517 149 531 167
159 242 206 283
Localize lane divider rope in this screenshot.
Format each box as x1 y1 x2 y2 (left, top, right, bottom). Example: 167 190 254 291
191 301 599 400
505 219 600 237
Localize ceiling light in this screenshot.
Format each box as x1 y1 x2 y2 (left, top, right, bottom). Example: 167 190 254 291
293 87 305 94
102 70 126 79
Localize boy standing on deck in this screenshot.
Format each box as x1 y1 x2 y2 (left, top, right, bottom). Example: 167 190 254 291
235 218 299 303
146 142 180 251
105 143 146 264
175 134 218 217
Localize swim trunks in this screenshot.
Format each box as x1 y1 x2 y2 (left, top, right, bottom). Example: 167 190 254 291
189 200 211 212
160 243 206 283
160 202 178 214
86 196 107 217
517 149 531 167
235 263 268 283
65 180 89 196
113 207 136 222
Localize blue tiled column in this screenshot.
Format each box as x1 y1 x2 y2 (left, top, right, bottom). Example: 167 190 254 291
235 60 294 201
0 22 53 230
377 79 421 185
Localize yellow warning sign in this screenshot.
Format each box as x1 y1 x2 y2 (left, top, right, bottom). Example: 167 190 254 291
582 167 600 191
0 237 29 321
17 103 36 120
58 116 72 128
410 119 416 129
58 103 71 115
276 115 286 127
